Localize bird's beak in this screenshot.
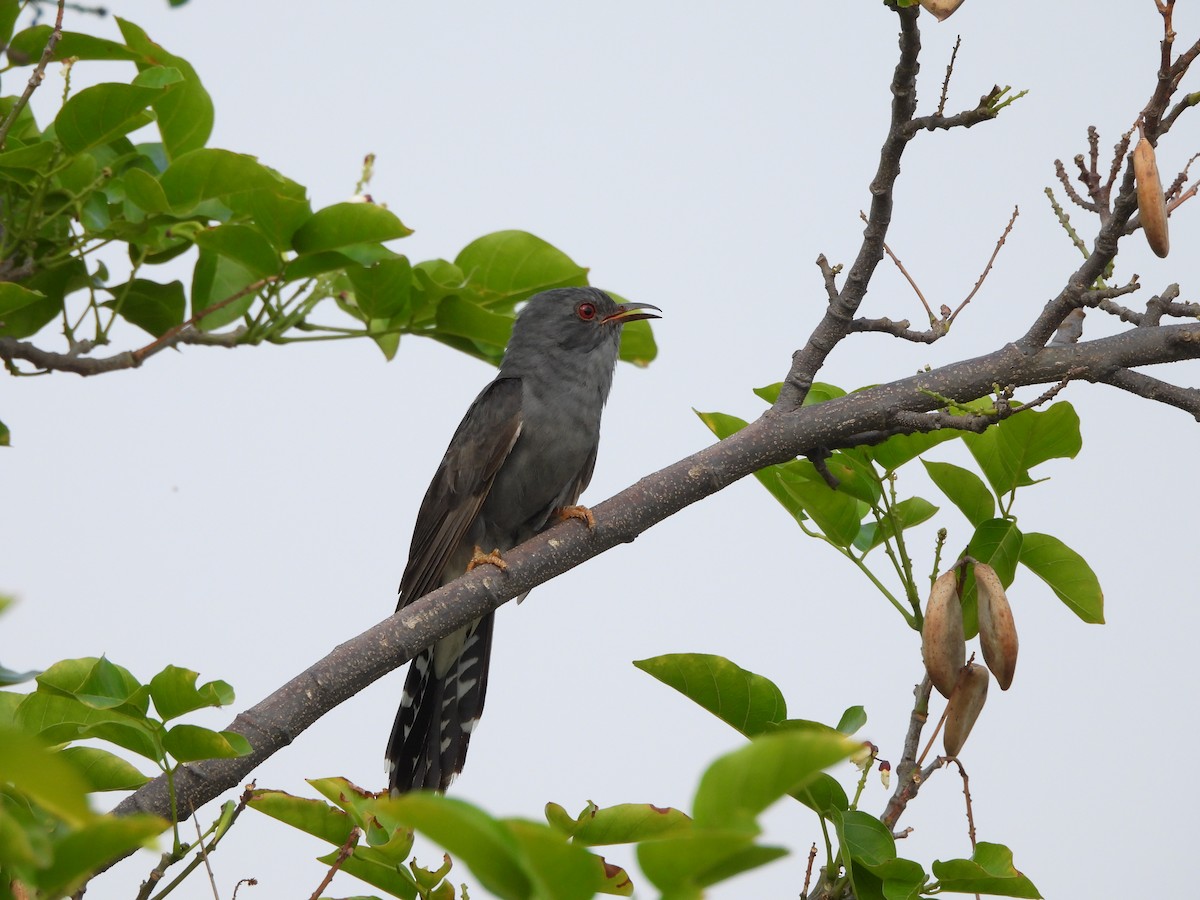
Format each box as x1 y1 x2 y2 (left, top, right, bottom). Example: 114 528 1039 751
602 302 662 324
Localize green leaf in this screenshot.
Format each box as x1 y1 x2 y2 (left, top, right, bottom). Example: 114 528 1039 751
0 283 47 322
834 809 896 867
867 857 927 900
36 657 147 715
387 794 531 900
292 202 411 254
193 224 282 277
8 26 142 63
633 654 786 737
0 141 56 173
120 166 170 214
868 429 960 473
792 773 849 820
104 279 185 337
117 18 214 158
162 724 251 762
961 519 1023 637
347 256 412 320
776 462 865 547
60 746 150 792
923 460 995 526
455 230 588 311
1018 532 1104 624
54 80 168 154
617 318 657 367
191 249 259 330
637 829 776 897
932 842 1042 898
434 295 514 363
692 731 859 833
855 496 938 552
14 692 162 761
753 381 846 406
0 0 21 47
160 148 312 247
0 663 36 684
247 788 356 846
965 403 1081 497
505 818 604 900
825 451 883 504
836 705 867 734
148 665 234 721
544 802 690 846
0 728 92 825
38 814 166 898
324 846 420 899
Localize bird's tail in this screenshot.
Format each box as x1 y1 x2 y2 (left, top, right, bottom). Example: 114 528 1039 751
386 613 494 793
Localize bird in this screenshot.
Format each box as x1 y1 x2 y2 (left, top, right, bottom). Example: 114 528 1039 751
386 286 661 794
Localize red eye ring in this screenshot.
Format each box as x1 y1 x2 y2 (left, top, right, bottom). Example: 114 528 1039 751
576 302 597 321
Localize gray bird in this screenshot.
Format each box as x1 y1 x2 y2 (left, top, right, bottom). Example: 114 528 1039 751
387 286 660 793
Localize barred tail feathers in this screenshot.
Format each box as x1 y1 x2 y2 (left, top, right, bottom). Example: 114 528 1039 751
386 614 494 793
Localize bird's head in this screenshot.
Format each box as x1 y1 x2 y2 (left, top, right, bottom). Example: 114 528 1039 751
504 287 661 364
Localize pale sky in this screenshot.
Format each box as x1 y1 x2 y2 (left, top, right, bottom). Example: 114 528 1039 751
3 1 1198 898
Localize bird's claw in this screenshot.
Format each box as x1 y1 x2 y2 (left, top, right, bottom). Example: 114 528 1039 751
467 546 507 572
558 504 596 529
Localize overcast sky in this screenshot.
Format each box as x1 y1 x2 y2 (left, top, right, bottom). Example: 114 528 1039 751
3 1 1198 897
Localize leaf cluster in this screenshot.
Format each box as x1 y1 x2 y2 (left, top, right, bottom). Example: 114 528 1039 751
0 655 247 899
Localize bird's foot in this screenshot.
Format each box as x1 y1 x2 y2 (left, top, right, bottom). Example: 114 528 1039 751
558 504 596 529
467 546 508 572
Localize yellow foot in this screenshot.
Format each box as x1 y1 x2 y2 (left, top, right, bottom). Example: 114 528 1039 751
558 504 596 529
467 546 507 572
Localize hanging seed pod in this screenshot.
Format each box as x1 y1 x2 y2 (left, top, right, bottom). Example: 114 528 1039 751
944 662 989 757
922 570 966 699
919 0 968 21
974 562 1019 690
1133 136 1170 258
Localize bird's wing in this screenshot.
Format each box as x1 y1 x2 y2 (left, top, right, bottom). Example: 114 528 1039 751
398 376 524 608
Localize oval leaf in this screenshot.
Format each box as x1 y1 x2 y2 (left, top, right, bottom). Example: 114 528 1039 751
1018 532 1104 624
692 731 859 833
292 202 412 254
634 654 786 737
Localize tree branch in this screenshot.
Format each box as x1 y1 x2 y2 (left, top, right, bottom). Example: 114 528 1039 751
775 3 923 411
110 320 1200 829
0 0 64 150
0 327 248 375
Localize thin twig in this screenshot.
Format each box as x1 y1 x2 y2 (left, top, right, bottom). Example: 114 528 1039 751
0 0 65 150
946 758 978 850
308 827 361 900
947 205 1019 327
936 35 961 117
132 279 275 364
192 810 220 900
803 843 818 896
860 209 935 325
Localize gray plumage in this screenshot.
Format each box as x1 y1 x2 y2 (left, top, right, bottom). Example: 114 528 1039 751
387 286 660 793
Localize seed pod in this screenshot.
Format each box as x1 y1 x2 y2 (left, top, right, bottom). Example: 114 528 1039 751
974 562 1018 690
922 570 966 699
944 662 989 757
918 0 968 21
1133 136 1170 258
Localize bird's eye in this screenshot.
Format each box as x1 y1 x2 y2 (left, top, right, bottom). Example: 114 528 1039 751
576 302 597 321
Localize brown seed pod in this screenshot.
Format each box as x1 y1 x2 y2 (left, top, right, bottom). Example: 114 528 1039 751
974 562 1019 690
1133 136 1170 258
918 0 968 21
922 570 966 699
944 662 989 757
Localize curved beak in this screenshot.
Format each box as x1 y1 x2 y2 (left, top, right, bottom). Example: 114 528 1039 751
602 301 662 324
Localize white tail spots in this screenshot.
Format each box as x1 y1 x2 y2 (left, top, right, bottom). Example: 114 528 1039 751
456 677 477 701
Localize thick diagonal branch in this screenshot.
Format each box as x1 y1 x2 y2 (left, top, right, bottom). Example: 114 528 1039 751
111 321 1200 829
